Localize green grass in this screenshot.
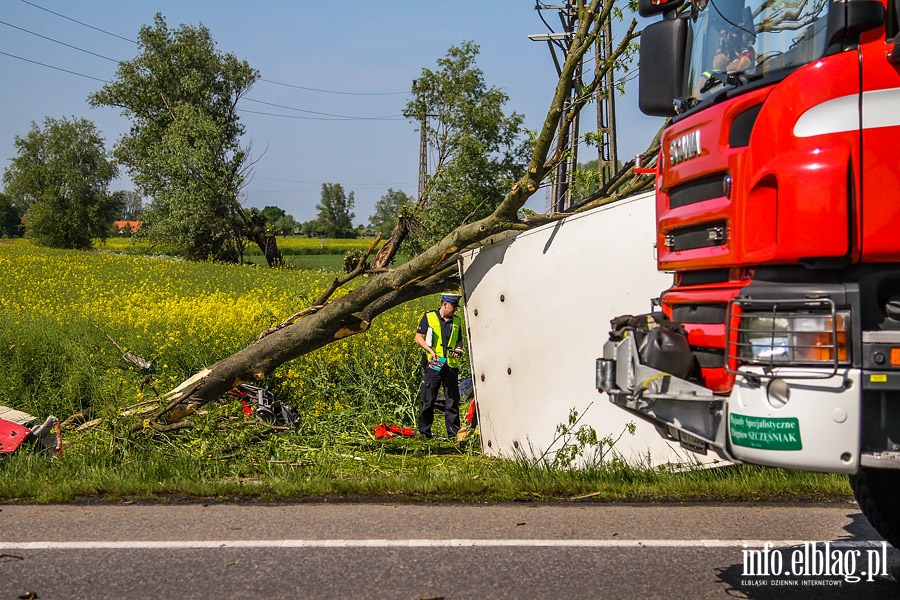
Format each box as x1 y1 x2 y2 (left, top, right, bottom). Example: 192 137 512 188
1 436 851 503
242 253 347 271
246 236 378 256
100 235 379 268
0 241 855 505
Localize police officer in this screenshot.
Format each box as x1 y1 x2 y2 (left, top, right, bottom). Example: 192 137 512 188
415 293 465 439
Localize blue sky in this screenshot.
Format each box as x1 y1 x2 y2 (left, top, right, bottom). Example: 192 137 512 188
0 0 663 224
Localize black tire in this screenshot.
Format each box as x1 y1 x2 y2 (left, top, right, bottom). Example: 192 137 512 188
255 406 277 424
850 467 900 549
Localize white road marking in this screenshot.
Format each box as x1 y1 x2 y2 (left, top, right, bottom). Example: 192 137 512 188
0 539 888 550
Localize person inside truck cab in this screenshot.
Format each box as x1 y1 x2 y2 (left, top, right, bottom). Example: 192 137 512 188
695 8 757 97
712 27 755 73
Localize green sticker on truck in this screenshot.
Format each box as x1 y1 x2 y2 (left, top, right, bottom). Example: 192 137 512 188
729 413 802 451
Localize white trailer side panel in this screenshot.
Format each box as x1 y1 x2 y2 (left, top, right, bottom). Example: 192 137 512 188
459 192 719 466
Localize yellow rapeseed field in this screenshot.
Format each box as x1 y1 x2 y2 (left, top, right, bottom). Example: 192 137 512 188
0 240 433 423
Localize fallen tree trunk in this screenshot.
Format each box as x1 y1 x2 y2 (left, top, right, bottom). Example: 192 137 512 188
158 263 457 421
154 0 649 424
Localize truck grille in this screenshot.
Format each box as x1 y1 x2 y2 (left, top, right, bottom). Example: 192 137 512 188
668 175 729 208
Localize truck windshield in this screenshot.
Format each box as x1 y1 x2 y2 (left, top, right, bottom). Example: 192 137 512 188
683 0 830 106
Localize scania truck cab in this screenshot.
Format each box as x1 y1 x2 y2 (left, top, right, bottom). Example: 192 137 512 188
598 0 900 547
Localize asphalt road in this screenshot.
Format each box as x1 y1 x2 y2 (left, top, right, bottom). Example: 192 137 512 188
1 502 898 599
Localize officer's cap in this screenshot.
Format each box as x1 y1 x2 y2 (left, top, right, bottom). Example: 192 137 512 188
441 293 462 306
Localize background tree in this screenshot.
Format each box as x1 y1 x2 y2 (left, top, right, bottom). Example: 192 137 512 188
299 219 324 238
315 183 357 238
260 205 286 224
273 213 298 236
2 117 119 249
0 192 25 238
369 188 413 239
258 205 298 236
112 190 144 220
89 14 282 266
140 0 655 427
403 41 529 252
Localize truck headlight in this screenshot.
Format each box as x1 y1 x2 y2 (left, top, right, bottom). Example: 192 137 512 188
738 312 849 365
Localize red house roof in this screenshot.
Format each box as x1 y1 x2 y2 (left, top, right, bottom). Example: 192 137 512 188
113 220 142 234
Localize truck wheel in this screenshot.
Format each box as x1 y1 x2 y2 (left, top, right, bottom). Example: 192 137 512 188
850 467 900 548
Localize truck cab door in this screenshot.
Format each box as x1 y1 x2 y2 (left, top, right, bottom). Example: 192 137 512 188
860 3 900 261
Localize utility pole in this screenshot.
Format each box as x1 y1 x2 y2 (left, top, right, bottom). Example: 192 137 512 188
530 1 579 213
595 16 618 186
414 79 428 202
531 2 620 209
418 115 427 201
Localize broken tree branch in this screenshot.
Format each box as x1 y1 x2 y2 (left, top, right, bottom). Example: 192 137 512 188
148 0 659 425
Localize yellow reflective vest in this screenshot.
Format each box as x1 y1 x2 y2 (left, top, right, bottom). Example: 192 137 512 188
424 310 462 368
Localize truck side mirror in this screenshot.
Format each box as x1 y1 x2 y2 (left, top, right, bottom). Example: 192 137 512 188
638 16 687 117
826 0 885 55
890 0 900 64
638 0 685 18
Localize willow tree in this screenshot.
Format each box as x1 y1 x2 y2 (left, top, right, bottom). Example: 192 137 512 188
89 14 283 267
152 0 656 427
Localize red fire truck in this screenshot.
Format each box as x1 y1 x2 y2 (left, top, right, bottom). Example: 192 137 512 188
598 0 900 546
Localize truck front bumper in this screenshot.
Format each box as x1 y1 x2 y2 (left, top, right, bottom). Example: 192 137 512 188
598 335 863 473
598 334 733 462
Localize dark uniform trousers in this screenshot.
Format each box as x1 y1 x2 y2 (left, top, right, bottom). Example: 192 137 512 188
418 363 461 439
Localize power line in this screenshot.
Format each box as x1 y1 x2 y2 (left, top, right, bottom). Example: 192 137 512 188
255 176 415 186
243 97 402 120
17 0 137 44
0 19 121 63
259 78 406 96
0 45 404 122
244 188 320 194
238 108 403 122
0 50 110 83
19 0 408 98
0 24 405 122
237 108 359 121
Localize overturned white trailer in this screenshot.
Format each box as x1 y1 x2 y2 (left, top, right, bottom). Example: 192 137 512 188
459 192 722 467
